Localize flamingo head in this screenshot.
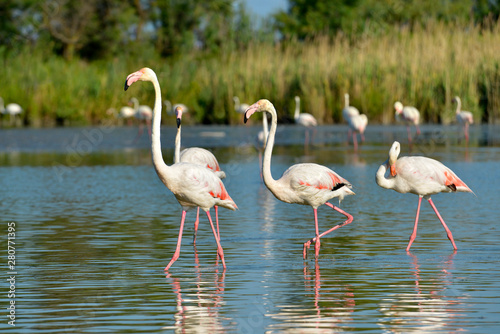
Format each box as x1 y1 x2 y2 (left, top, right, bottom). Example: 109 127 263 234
124 67 157 91
394 101 403 113
388 141 400 177
295 96 300 103
175 106 183 128
244 99 273 123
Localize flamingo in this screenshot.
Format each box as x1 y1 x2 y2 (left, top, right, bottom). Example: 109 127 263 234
0 97 23 125
376 141 473 251
342 93 360 141
452 96 473 142
294 96 318 146
394 101 421 143
244 99 355 259
173 105 226 243
124 67 237 270
165 100 188 115
130 97 153 138
233 96 249 114
347 113 368 151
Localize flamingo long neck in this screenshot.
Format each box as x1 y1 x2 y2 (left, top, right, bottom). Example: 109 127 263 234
345 94 349 109
234 97 240 110
262 105 280 194
0 97 4 112
375 160 396 190
262 114 269 148
174 124 181 164
131 98 139 110
150 77 169 173
455 98 462 114
294 98 300 120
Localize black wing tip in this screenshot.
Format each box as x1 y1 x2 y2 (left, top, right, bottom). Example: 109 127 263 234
332 183 346 191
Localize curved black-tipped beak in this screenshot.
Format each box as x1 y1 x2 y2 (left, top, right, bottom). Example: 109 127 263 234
243 113 249 124
176 118 181 128
124 80 129 91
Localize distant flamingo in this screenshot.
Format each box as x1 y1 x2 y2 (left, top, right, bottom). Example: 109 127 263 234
342 93 360 141
165 100 188 115
347 113 368 151
125 67 237 270
394 101 421 143
376 141 473 251
173 105 226 243
294 96 318 146
244 99 355 259
130 97 153 138
453 96 473 143
233 96 250 115
0 97 23 125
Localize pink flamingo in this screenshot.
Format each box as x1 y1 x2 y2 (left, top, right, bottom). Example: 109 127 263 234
394 101 421 143
244 99 355 259
453 96 473 143
347 113 368 151
342 93 360 141
294 96 318 147
124 67 237 270
376 141 473 251
173 106 226 242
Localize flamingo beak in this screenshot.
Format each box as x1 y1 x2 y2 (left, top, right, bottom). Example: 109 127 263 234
176 117 181 128
390 163 397 177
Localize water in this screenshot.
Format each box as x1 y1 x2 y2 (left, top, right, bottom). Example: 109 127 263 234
1 124 500 333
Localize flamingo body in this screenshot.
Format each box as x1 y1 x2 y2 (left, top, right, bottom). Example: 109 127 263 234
453 96 473 142
342 93 360 121
233 96 250 114
394 101 421 142
244 99 354 259
124 67 236 270
376 141 472 251
119 106 136 119
294 96 318 127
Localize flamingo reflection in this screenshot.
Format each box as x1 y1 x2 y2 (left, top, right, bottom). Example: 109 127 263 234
164 247 226 332
378 251 466 332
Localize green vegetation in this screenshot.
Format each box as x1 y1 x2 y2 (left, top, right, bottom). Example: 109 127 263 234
1 1 499 126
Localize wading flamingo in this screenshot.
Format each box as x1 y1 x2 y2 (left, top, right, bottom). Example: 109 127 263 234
244 99 355 260
347 113 368 151
173 105 226 243
233 96 249 115
394 101 421 143
453 96 473 143
342 93 360 141
165 100 188 115
124 67 237 270
376 141 473 251
0 97 23 125
294 96 318 146
130 97 153 139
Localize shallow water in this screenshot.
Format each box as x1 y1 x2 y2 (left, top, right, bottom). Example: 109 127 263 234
1 124 500 333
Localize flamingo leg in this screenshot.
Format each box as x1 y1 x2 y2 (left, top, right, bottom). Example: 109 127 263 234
146 119 152 139
206 210 226 269
215 205 220 240
464 122 469 143
406 196 422 251
165 210 187 271
407 125 412 143
360 132 365 143
304 129 310 148
193 207 200 243
415 124 421 136
427 198 457 250
347 129 352 143
303 202 353 259
352 131 358 152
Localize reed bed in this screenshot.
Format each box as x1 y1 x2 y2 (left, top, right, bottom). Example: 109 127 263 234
1 21 499 127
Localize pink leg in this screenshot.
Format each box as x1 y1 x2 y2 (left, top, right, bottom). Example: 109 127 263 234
193 207 200 243
360 132 365 143
415 124 421 135
347 129 352 143
427 198 457 250
215 205 220 240
407 196 422 251
304 129 310 148
464 123 469 143
407 126 412 143
206 210 226 269
147 120 152 138
165 210 187 271
303 202 354 259
352 132 358 152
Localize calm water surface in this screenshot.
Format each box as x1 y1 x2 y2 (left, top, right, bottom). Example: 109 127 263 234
1 124 499 333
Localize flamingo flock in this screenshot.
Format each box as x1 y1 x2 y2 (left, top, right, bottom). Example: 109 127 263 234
124 67 474 271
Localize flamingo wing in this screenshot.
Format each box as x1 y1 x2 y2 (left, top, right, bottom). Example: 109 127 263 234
180 147 225 178
297 113 318 127
403 107 420 124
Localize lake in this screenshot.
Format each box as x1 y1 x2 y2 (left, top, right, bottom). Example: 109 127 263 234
1 123 499 333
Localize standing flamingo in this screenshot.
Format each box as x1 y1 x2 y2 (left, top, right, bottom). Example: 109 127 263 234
124 67 237 270
342 93 360 141
347 113 368 151
452 96 473 143
244 99 355 259
394 101 421 143
376 141 473 251
130 97 153 138
294 96 318 146
173 105 226 243
233 96 250 115
0 97 23 125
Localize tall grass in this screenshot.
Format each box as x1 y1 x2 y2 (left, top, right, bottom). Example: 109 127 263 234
1 21 499 127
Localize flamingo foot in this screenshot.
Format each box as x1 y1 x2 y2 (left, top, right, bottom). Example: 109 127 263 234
165 250 180 271
303 241 312 259
314 239 321 258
